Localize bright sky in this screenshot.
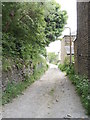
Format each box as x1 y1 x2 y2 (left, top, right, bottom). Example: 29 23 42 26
56 0 77 35
46 0 77 53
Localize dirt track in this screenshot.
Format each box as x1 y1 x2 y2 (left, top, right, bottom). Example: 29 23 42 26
2 64 88 118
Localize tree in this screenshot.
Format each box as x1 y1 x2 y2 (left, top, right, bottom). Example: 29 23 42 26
2 2 46 59
48 52 58 64
44 0 68 45
2 1 67 64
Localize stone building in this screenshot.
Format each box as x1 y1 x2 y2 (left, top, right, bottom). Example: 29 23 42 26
74 2 90 79
61 35 75 64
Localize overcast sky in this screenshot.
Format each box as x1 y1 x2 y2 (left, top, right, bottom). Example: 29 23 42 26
46 0 77 53
56 0 77 35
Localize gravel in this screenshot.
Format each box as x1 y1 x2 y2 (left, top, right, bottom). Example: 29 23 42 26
2 64 88 118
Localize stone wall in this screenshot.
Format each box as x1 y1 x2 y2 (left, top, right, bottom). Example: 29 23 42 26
75 2 90 79
2 61 43 91
61 36 67 64
2 63 33 91
61 35 75 64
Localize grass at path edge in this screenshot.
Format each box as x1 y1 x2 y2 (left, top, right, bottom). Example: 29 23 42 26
58 64 90 115
2 66 48 105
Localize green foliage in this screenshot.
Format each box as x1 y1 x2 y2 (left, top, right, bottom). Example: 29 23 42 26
58 57 70 71
2 65 48 105
49 88 54 96
2 2 67 59
2 2 47 60
48 52 58 64
58 63 89 115
66 64 75 75
2 33 16 57
69 74 89 114
72 55 74 63
2 57 12 72
58 56 75 72
64 56 70 65
44 0 68 45
58 64 67 71
2 2 67 105
2 2 67 67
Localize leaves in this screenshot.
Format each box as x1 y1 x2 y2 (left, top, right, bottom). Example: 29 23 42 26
44 1 68 45
2 1 67 66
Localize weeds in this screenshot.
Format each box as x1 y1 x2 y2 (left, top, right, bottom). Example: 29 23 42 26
49 88 54 96
58 63 89 115
2 58 12 72
2 66 48 105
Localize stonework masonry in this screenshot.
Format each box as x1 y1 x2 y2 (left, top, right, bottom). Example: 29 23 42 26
61 35 75 64
74 2 90 80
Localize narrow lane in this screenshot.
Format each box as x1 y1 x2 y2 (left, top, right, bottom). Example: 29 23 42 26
3 64 88 118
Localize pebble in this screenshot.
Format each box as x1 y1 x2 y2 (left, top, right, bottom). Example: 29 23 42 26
56 99 59 102
67 114 72 117
62 89 64 92
48 106 50 108
63 90 64 93
63 114 72 119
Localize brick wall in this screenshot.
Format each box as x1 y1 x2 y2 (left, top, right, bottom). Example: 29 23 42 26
88 2 90 81
75 2 90 79
74 39 78 73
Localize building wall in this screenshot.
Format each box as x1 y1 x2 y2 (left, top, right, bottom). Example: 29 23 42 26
88 2 90 80
74 39 78 73
64 36 75 46
61 37 67 64
75 2 90 78
61 35 75 64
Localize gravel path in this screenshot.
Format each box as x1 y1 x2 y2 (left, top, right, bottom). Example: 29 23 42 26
2 64 88 118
